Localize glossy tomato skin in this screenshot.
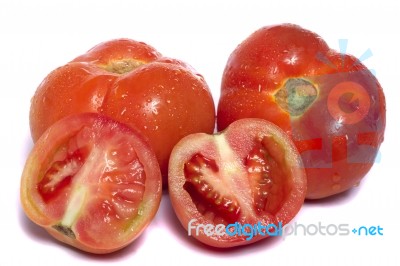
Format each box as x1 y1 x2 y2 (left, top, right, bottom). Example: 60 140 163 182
168 118 306 248
101 61 215 187
30 39 216 182
21 113 162 254
217 24 386 199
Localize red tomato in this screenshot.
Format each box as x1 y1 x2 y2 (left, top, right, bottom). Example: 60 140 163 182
29 39 216 183
217 24 386 199
20 113 162 253
168 118 306 248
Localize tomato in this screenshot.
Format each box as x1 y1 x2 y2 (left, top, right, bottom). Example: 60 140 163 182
29 39 216 183
168 118 306 248
217 24 386 199
20 113 162 254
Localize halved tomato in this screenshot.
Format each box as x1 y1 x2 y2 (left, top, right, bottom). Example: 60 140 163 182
20 113 162 254
168 118 306 248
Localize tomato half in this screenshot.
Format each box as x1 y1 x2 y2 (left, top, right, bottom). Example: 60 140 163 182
29 39 215 182
20 113 162 253
168 118 306 248
217 24 386 199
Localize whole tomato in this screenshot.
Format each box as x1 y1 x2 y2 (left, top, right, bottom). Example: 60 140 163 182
217 24 386 199
30 39 216 182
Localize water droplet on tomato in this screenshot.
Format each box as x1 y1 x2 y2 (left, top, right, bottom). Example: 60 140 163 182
150 50 160 57
162 58 173 63
195 73 204 80
332 174 341 182
120 108 127 116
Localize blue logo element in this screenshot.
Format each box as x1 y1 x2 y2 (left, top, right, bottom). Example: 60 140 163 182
317 39 374 73
352 225 383 236
289 38 383 168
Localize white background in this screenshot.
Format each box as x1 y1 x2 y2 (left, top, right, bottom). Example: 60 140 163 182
1 0 399 265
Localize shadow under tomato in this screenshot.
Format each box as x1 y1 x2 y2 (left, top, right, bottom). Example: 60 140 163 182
305 182 362 206
18 197 147 260
18 204 54 244
161 192 283 257
20 133 34 168
70 230 148 260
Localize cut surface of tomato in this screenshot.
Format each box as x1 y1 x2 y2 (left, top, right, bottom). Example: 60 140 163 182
20 113 162 254
168 118 306 248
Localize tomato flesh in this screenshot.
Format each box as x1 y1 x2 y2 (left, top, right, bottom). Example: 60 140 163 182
168 118 306 248
246 139 286 215
20 113 162 253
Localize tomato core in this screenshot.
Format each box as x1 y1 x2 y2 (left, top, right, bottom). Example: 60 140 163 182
100 59 144 74
274 78 318 116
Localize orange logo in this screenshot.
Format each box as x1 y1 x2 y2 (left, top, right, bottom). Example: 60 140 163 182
327 81 370 125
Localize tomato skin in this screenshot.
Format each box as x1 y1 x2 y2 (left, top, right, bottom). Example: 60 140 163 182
101 61 215 184
30 39 215 182
30 63 117 138
217 24 386 199
21 113 162 254
168 118 306 248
